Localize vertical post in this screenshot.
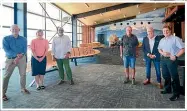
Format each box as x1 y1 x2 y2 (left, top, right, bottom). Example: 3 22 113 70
72 15 77 47
14 3 27 62
14 3 27 38
44 3 46 39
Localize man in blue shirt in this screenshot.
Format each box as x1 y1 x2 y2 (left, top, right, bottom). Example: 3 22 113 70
158 25 185 101
2 24 30 101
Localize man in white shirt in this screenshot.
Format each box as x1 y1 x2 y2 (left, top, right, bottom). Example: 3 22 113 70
52 27 74 85
142 26 163 89
158 25 184 101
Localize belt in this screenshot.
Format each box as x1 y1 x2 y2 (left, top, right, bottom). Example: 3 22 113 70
37 56 43 58
7 54 25 59
161 56 170 60
7 57 17 59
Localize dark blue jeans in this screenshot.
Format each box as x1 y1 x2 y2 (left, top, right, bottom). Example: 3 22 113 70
145 59 161 83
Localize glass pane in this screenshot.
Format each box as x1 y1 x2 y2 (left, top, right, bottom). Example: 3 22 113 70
0 28 11 37
46 18 57 31
0 27 12 66
54 21 61 27
77 34 82 40
63 23 72 32
27 30 38 45
46 31 57 42
48 43 52 50
27 13 44 29
68 18 72 24
62 11 69 18
61 11 71 24
0 28 11 48
2 6 14 26
77 41 82 47
46 3 60 20
3 3 13 7
80 26 82 33
64 32 72 41
27 3 43 15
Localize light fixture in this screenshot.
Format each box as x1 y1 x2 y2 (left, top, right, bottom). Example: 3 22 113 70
85 3 89 8
118 9 121 12
94 21 97 24
139 11 141 14
124 15 126 17
109 18 111 21
154 8 156 11
127 23 129 25
137 5 139 8
100 13 103 16
148 22 151 24
120 23 123 25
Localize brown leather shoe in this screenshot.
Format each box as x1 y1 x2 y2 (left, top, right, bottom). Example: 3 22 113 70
157 83 163 89
3 94 8 101
143 79 150 85
70 80 74 85
21 89 30 94
58 80 65 85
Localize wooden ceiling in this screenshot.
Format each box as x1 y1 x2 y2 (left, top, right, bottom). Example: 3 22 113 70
55 3 184 26
56 3 121 14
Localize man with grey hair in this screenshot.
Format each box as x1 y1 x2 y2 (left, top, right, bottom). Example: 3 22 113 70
142 26 163 89
52 27 74 85
2 24 30 101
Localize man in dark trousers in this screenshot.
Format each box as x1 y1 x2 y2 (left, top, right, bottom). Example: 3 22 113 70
142 26 163 89
158 25 184 101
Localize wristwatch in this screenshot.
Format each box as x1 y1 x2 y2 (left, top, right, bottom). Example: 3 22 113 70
175 55 178 60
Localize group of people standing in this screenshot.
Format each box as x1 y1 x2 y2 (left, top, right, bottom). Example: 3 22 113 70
120 25 184 101
2 24 184 102
2 25 73 101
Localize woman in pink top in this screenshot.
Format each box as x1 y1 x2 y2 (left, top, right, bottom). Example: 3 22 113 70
30 30 49 90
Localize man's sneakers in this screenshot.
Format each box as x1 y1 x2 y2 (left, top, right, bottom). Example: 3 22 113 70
132 78 135 85
124 77 130 84
124 78 135 85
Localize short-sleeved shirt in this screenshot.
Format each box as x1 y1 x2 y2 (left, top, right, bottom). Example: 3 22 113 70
30 38 49 57
120 34 139 56
158 35 184 56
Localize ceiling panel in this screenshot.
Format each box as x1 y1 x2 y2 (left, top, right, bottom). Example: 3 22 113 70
56 3 122 14
55 3 184 26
